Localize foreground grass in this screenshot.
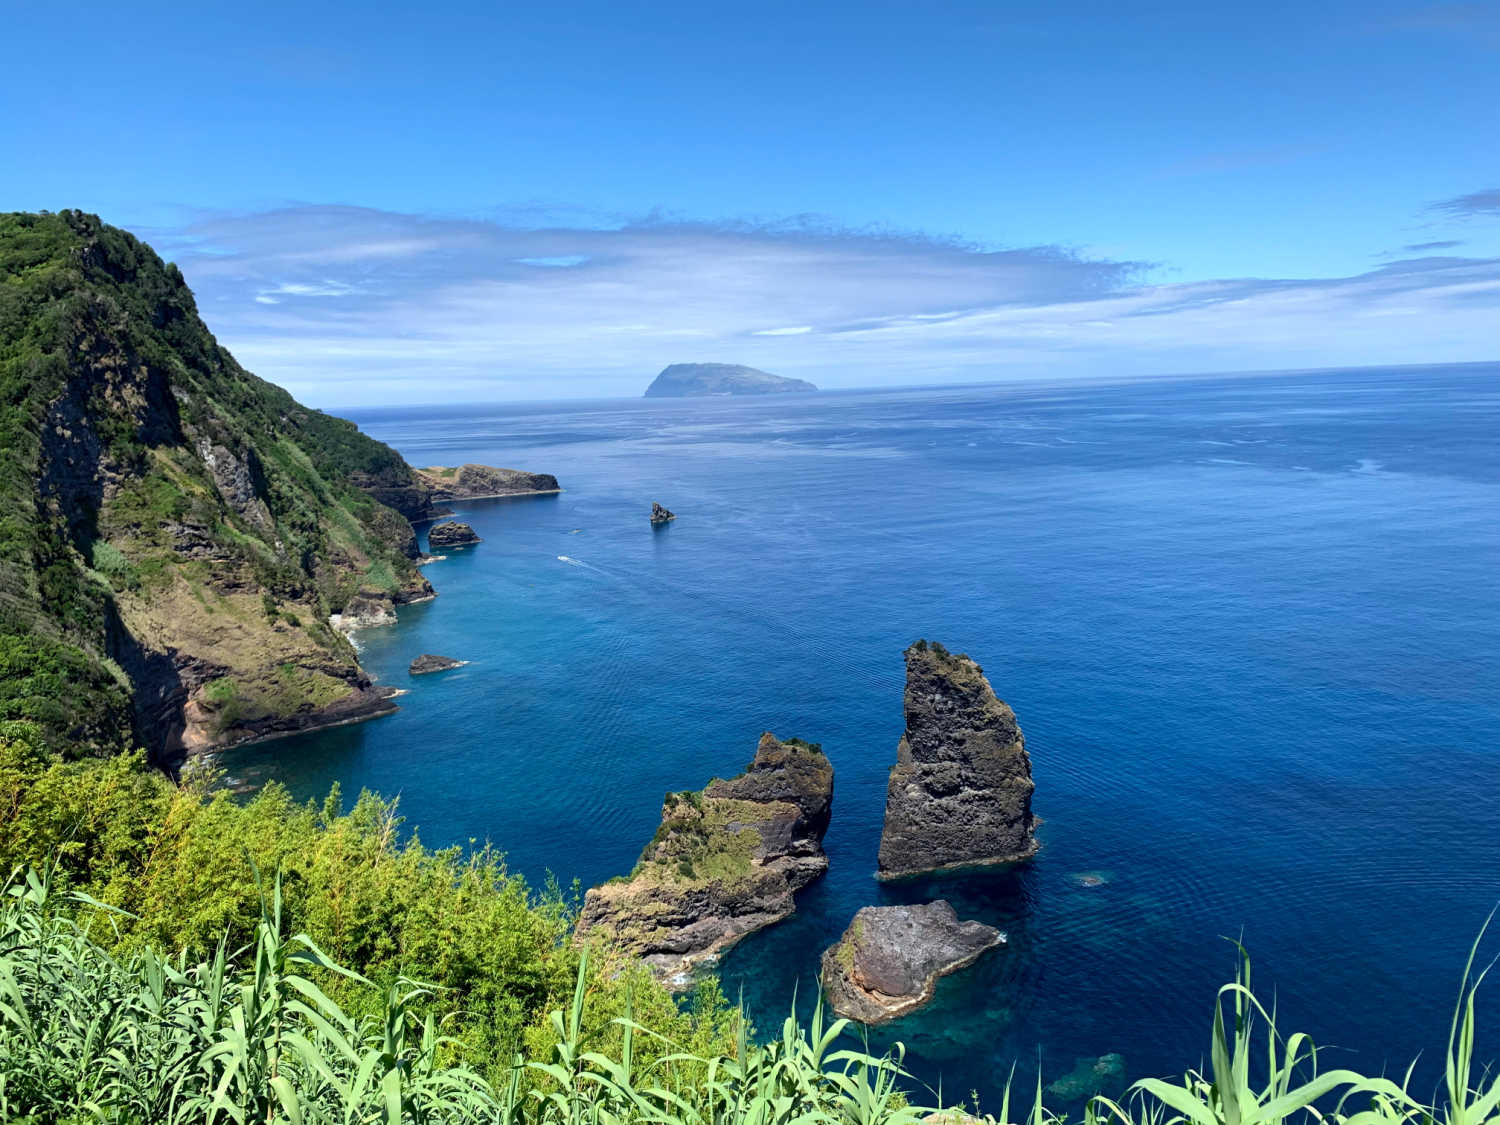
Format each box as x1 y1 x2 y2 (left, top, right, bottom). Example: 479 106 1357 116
4 717 1498 1125
0 723 740 1090
3 866 1499 1125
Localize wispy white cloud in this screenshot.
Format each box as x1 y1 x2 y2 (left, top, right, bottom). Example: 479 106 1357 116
154 204 1500 404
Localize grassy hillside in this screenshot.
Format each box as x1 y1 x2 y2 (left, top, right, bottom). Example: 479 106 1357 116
0 210 434 759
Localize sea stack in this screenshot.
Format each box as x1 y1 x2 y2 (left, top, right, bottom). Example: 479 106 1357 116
820 901 1005 1024
575 733 833 987
427 521 481 548
876 641 1037 879
650 502 676 525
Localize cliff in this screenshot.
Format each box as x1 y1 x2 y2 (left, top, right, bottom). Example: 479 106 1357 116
643 363 817 397
575 732 833 986
0 210 547 765
876 641 1038 878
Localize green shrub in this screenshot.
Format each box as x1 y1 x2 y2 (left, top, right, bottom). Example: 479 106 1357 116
2 860 1497 1125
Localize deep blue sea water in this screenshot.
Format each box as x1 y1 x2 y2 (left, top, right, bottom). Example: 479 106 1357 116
222 364 1500 1107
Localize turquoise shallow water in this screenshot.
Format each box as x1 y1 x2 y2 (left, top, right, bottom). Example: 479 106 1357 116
222 364 1500 1105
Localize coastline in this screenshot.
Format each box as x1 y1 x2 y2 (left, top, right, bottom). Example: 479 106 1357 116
412 488 563 524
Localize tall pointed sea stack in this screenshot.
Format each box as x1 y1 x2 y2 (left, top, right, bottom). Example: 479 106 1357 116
876 641 1037 879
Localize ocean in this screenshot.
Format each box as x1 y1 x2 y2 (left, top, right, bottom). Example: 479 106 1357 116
221 363 1500 1105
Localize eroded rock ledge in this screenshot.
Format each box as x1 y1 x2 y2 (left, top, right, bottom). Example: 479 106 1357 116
576 732 833 987
877 641 1038 880
820 900 1004 1024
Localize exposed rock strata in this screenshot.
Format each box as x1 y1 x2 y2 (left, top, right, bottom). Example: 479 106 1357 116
409 653 465 675
414 464 561 507
337 592 399 630
650 502 676 525
576 733 833 987
427 521 481 548
820 900 1004 1024
877 642 1037 879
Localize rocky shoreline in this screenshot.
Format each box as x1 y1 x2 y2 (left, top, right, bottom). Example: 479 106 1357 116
191 684 404 756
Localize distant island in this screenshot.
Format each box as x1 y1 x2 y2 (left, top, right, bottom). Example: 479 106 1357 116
644 363 817 397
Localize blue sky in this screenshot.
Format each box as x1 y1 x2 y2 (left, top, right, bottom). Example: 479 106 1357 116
4 0 1498 403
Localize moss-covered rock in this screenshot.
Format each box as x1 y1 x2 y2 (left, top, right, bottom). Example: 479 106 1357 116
576 732 833 987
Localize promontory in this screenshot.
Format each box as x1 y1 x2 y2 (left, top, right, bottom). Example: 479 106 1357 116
575 732 833 986
644 363 817 397
877 641 1038 879
0 210 555 768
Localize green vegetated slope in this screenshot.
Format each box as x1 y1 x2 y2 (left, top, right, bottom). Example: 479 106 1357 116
0 210 433 759
0 719 739 1116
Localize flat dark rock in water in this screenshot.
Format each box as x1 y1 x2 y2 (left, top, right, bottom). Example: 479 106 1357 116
427 521 481 548
820 900 1004 1024
409 654 465 675
877 641 1038 879
650 502 676 524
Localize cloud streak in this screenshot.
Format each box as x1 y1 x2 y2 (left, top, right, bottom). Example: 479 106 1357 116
1430 188 1500 218
154 205 1500 404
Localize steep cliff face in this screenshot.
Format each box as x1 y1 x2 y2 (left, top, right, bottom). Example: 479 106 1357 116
0 211 512 763
575 733 833 987
876 642 1038 879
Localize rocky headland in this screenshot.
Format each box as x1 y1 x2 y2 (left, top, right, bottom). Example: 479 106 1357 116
643 363 817 397
650 502 676 525
0 210 552 766
877 641 1038 879
413 464 561 511
409 654 466 675
820 900 1004 1024
427 521 481 548
575 732 833 987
